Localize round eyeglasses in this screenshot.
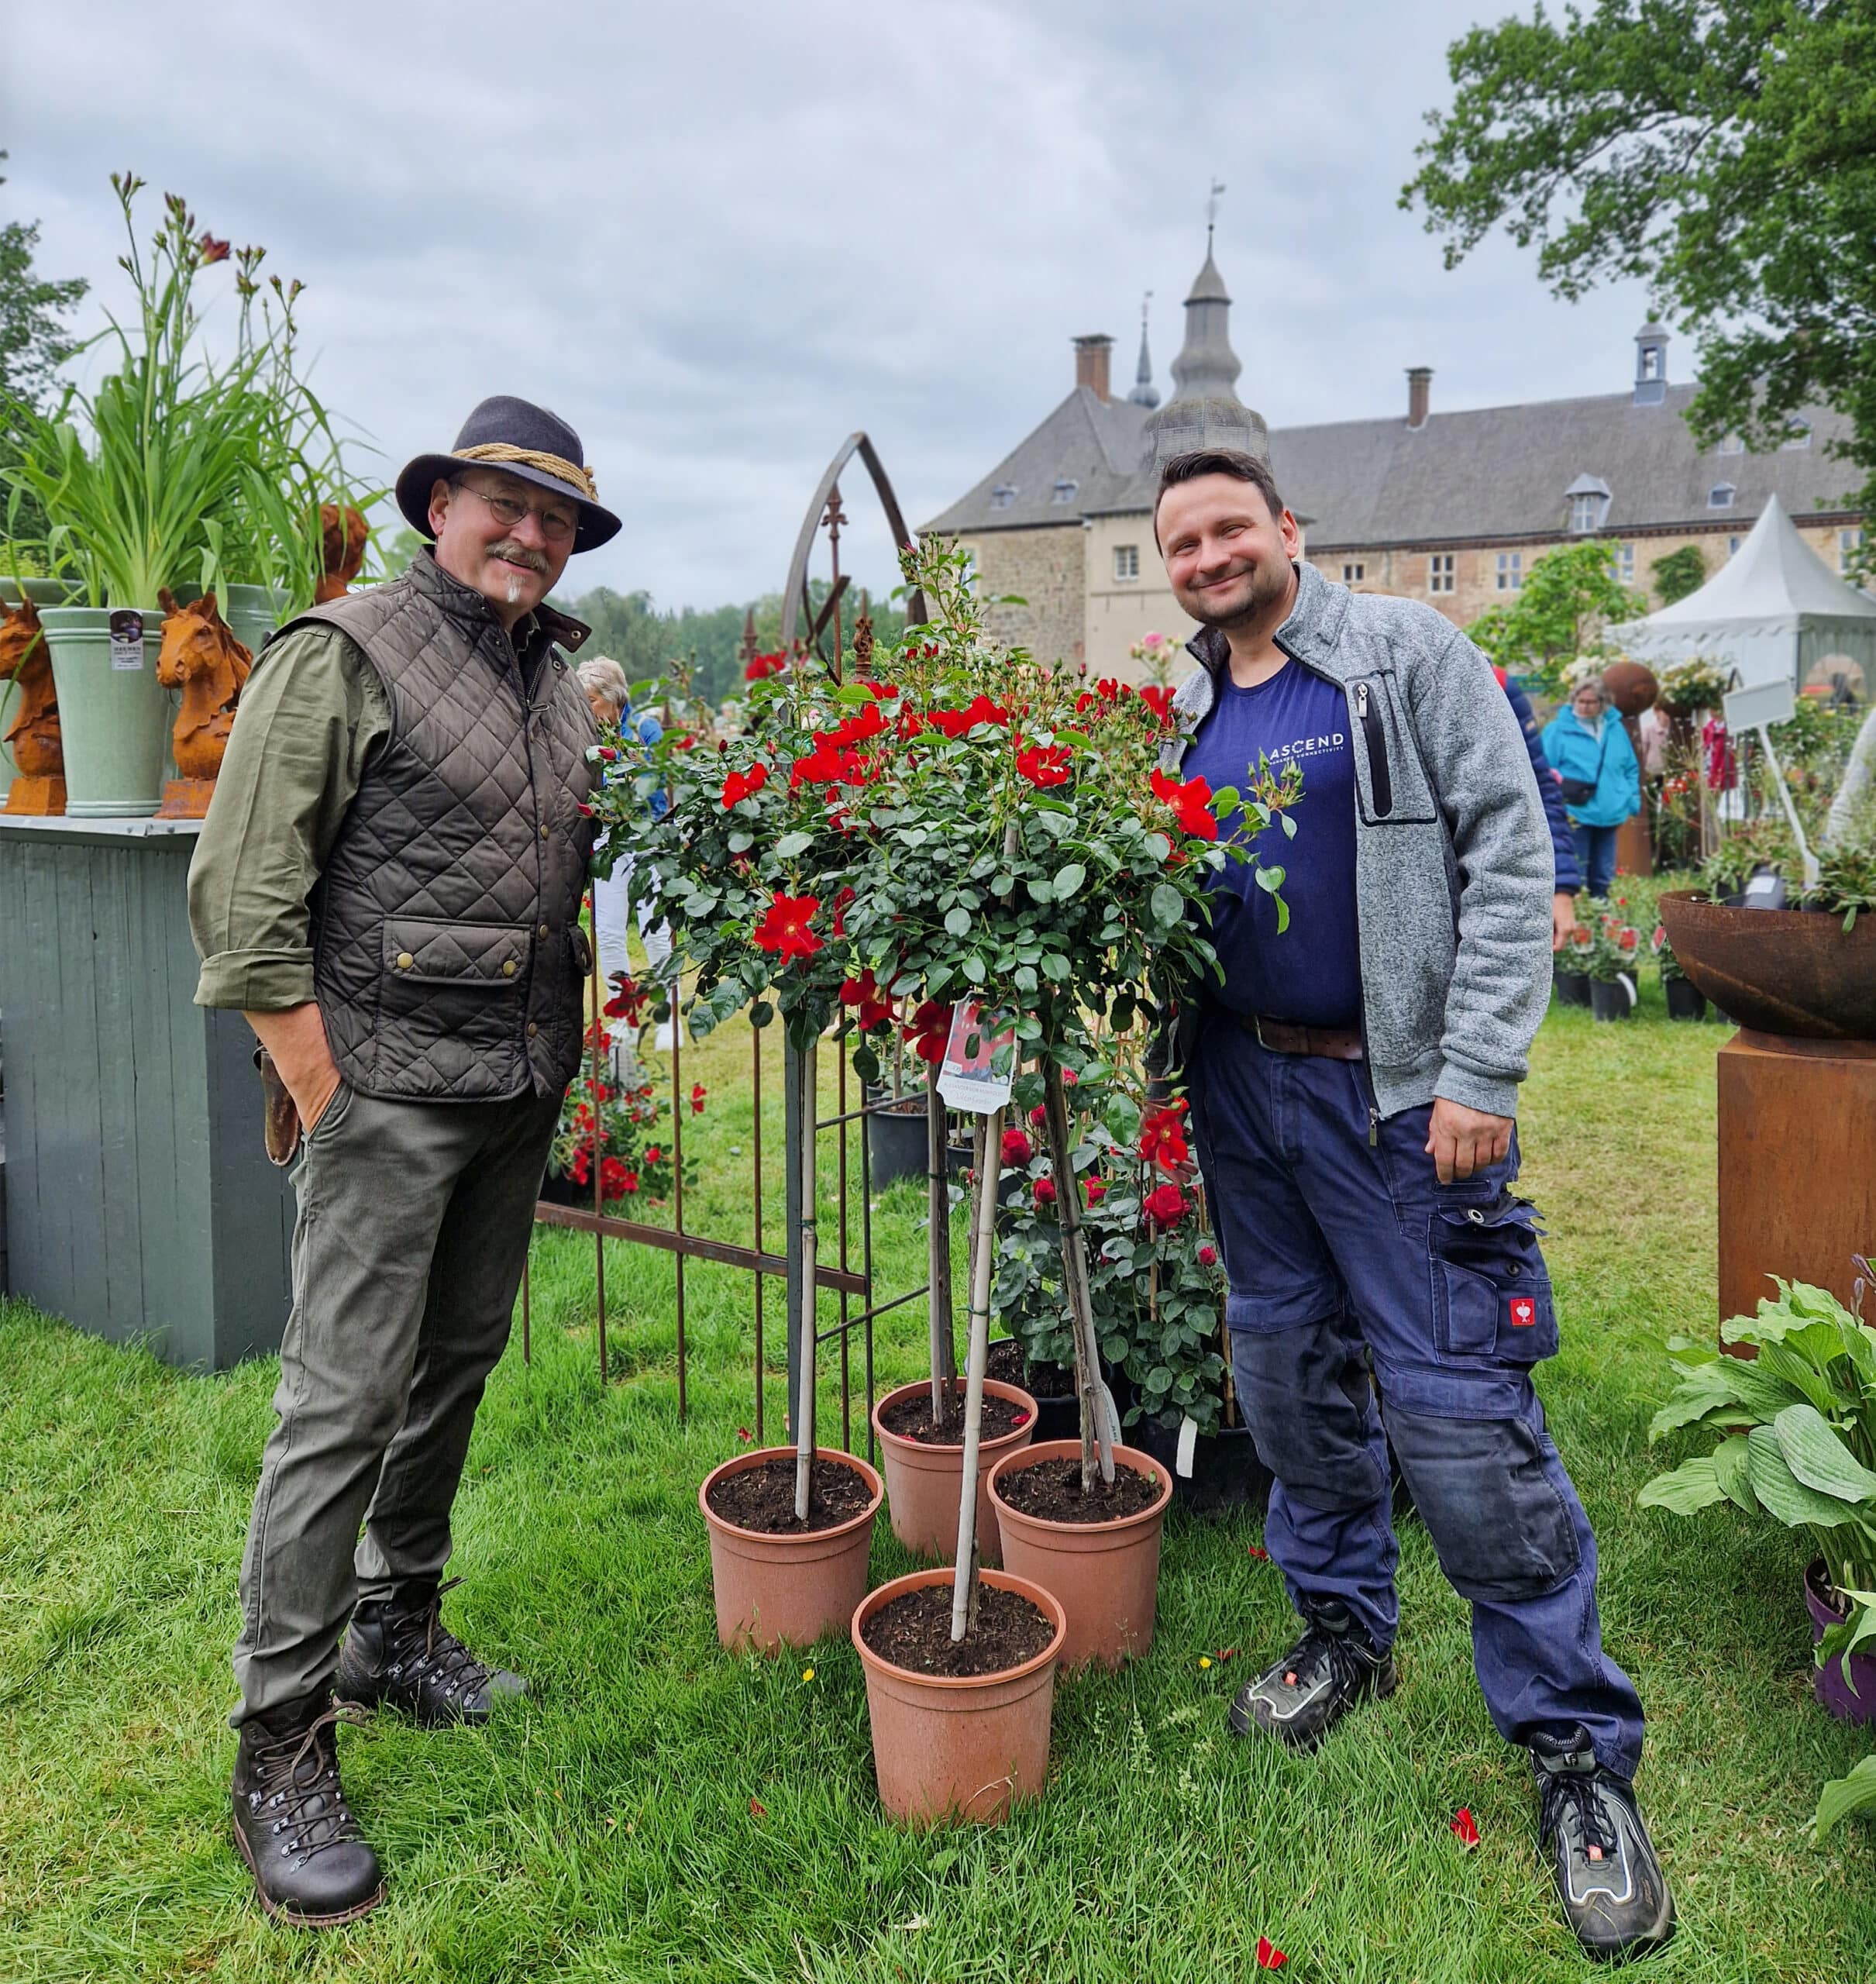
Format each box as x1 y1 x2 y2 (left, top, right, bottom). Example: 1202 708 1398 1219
458 481 578 543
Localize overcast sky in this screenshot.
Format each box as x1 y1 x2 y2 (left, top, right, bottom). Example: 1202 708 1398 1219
5 0 1659 611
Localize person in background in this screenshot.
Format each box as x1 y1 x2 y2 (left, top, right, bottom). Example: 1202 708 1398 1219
577 654 674 1051
1541 677 1640 899
1494 664 1582 947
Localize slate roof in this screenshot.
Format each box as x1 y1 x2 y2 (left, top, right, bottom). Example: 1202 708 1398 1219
924 381 1861 549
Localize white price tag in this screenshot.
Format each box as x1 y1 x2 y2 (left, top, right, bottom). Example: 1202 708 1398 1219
108 608 145 671
935 999 1017 1114
1176 1414 1200 1479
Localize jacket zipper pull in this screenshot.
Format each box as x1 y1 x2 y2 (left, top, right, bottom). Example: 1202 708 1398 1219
1368 1105 1379 1149
1356 681 1369 719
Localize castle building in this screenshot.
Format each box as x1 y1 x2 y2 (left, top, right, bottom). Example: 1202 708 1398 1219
923 238 1866 680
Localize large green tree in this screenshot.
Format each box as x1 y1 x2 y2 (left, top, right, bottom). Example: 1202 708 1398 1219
0 151 88 546
1465 538 1641 688
1403 2 1876 532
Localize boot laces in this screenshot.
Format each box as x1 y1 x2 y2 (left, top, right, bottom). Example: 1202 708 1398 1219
385 1576 495 1702
1280 1615 1372 1698
1541 1765 1623 1865
250 1707 367 1858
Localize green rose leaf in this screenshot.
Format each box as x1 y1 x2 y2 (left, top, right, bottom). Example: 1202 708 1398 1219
1053 863 1086 898
775 831 814 859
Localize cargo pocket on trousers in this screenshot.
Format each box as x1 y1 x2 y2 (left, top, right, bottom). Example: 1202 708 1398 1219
1430 1195 1558 1362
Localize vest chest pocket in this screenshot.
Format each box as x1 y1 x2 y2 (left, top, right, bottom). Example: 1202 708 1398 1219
1430 1194 1557 1363
1351 675 1437 825
384 918 528 988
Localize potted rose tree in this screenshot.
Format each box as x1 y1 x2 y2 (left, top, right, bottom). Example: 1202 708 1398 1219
590 652 888 1653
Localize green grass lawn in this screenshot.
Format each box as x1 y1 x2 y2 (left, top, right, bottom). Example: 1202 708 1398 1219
4 993 1874 1981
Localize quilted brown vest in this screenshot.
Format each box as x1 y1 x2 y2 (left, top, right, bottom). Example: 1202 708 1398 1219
290 553 597 1101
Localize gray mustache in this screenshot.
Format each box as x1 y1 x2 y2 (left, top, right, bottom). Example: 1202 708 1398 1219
487 540 549 574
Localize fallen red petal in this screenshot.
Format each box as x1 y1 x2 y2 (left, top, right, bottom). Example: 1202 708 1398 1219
749 1796 767 1817
1255 1935 1287 1969
1451 1806 1481 1849
737 1428 752 1443
1248 1545 1269 1560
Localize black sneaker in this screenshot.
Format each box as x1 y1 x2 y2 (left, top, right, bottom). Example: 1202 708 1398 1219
336 1577 527 1726
1531 1726 1675 1963
232 1693 384 1928
1227 1598 1397 1751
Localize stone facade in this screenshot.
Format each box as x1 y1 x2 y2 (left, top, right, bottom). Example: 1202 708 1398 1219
952 524 1086 665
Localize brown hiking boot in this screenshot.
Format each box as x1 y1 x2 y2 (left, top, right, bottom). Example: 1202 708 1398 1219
231 1693 384 1928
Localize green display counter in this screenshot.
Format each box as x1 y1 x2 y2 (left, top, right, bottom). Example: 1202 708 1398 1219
0 815 295 1369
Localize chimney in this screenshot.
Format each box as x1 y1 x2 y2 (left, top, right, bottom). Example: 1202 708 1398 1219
1073 333 1115 402
1406 367 1433 430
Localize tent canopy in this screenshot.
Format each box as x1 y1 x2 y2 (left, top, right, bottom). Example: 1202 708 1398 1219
1610 492 1876 694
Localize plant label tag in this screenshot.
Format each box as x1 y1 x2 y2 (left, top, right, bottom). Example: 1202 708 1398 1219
108 609 145 671
1176 1414 1199 1478
1509 1297 1537 1329
936 1000 1016 1114
1097 1380 1121 1452
1617 971 1637 1008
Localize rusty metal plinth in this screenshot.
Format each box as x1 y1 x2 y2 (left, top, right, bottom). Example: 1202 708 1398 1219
1717 1029 1876 1349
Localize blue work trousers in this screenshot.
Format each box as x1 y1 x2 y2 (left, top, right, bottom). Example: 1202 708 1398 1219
1188 1019 1645 1779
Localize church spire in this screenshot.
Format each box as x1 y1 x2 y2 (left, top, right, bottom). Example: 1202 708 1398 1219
1141 188 1267 470
1127 291 1159 408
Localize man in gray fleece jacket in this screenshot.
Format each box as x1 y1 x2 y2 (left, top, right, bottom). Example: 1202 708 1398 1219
1155 449 1671 1964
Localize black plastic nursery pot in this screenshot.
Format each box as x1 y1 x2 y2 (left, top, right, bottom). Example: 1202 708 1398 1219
1589 977 1636 1022
1663 977 1708 1022
1554 970 1592 1008
864 1087 972 1190
1131 1414 1273 1517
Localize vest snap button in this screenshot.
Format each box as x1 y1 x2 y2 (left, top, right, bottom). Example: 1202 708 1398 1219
538 922 549 939
502 959 518 978
539 823 549 840
527 1021 539 1038
397 951 415 970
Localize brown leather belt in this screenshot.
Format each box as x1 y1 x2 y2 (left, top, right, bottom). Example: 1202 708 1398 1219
1227 1012 1365 1061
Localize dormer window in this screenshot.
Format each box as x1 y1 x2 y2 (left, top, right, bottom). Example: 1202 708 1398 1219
1051 477 1078 505
990 484 1017 511
1639 346 1663 383
1709 483 1737 510
1717 434 1744 455
1781 423 1812 451
1566 474 1612 533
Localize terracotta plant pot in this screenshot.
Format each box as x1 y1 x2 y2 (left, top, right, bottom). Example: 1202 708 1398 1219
989 1439 1174 1669
852 1567 1065 1825
872 1377 1037 1568
699 1446 882 1655
1805 1559 1876 1725
1658 887 1876 1040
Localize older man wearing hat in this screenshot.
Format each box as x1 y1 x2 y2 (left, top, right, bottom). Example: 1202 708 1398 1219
188 398 618 1927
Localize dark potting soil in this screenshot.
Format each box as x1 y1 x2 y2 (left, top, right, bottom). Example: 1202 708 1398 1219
993 1455 1162 1524
860 1583 1055 1677
879 1387 1029 1448
985 1340 1076 1400
705 1456 873 1535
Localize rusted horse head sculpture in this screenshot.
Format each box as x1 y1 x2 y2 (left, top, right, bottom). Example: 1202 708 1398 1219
155 587 253 815
0 594 65 814
317 504 369 603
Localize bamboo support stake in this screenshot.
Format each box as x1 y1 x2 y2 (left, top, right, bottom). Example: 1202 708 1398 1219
927 1080 955 1420
793 1038 819 1521
1041 1063 1115 1490
951 1100 1005 1642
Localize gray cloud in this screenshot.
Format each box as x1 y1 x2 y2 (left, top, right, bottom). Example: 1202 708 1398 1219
6 0 1657 609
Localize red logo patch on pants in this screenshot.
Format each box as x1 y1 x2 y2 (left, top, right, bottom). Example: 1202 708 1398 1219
1509 1297 1537 1328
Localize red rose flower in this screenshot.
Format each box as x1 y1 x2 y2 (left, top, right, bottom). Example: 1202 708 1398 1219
721 762 769 808
752 892 822 962
928 694 1010 738
1151 766 1219 842
690 1083 707 1114
604 975 649 1025
1139 684 1175 724
1144 1182 1189 1228
1084 1177 1106 1206
839 968 894 1032
1016 742 1072 788
1000 1128 1034 1168
1140 1099 1191 1172
1198 1243 1218 1267
1033 1176 1057 1207
905 1000 952 1065
744 650 785 681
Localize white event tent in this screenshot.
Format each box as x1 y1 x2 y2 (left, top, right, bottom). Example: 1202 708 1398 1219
1609 491 1876 697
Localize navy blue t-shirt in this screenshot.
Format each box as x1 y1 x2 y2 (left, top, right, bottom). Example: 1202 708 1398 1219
1182 660 1362 1028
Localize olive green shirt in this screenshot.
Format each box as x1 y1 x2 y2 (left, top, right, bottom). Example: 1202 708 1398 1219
188 624 393 1011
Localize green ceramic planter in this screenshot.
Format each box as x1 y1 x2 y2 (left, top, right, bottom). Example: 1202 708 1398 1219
222 584 291 659
38 606 170 817
0 673 17 801
0 576 79 608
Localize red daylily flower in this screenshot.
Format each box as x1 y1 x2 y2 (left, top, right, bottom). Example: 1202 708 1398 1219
752 892 822 962
1001 1128 1034 1168
906 1001 952 1065
1451 1807 1481 1850
1144 1183 1189 1228
1255 1935 1286 1970
1151 766 1219 842
839 968 894 1032
744 650 785 681
1016 742 1072 788
197 232 231 264
721 762 769 808
927 694 1010 738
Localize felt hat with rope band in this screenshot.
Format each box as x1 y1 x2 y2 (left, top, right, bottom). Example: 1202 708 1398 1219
394 395 621 553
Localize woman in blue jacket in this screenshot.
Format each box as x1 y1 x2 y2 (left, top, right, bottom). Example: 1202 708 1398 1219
1541 677 1640 898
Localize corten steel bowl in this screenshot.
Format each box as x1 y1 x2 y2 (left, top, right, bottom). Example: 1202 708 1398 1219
1657 888 1876 1040
1600 659 1659 718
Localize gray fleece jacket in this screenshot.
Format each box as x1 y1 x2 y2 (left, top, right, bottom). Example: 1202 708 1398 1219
1163 560 1554 1121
